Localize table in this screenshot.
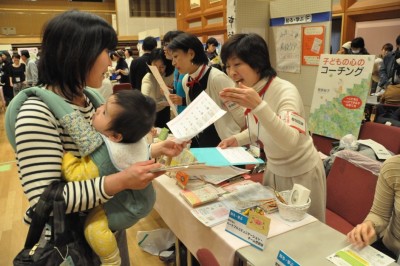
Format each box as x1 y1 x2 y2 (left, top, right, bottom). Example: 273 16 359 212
153 174 399 266
236 220 347 265
153 174 250 266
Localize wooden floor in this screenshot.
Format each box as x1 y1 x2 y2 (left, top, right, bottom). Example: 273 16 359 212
0 110 168 266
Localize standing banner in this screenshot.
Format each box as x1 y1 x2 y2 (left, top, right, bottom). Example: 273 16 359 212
308 54 375 139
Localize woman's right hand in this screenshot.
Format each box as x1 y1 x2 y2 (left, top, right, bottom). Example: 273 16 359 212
347 221 376 249
104 159 164 195
218 136 239 149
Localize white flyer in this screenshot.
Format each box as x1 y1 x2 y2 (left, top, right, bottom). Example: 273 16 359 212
167 91 226 142
147 64 178 116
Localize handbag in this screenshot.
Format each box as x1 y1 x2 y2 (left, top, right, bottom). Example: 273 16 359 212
13 181 95 266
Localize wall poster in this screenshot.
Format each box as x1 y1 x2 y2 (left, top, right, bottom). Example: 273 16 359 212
302 26 325 66
274 25 301 73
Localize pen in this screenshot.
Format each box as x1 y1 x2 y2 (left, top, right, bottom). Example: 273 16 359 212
274 190 287 204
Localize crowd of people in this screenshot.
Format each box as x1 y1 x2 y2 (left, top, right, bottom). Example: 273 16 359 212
3 9 400 264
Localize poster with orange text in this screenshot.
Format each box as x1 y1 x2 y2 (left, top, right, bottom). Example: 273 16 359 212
302 26 325 66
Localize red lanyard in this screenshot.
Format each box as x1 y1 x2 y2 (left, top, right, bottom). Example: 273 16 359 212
244 76 275 123
186 64 207 89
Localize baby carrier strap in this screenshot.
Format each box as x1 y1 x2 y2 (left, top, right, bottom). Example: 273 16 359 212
5 87 105 157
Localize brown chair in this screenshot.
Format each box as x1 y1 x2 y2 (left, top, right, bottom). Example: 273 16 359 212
196 248 220 266
311 133 338 155
326 156 378 235
359 122 400 154
112 83 132 94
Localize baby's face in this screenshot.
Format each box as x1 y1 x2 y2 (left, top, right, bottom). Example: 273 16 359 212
92 95 121 137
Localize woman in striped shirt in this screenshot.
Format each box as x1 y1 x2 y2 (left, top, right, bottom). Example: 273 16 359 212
10 10 186 265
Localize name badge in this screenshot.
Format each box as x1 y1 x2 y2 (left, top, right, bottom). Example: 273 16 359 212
279 111 306 133
224 101 240 112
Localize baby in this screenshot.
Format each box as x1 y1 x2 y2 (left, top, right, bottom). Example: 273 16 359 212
62 89 156 265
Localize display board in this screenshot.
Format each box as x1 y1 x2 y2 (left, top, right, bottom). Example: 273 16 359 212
268 0 332 117
308 54 375 139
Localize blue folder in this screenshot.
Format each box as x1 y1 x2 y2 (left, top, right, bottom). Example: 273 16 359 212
190 147 264 166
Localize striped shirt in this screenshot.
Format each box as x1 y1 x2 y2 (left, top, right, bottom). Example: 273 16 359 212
15 95 112 224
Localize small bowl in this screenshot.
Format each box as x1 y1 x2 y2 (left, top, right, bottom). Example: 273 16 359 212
276 190 311 222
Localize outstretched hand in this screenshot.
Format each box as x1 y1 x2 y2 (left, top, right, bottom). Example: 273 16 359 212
151 139 190 158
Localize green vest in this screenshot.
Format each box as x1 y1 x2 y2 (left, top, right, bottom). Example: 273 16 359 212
5 87 155 231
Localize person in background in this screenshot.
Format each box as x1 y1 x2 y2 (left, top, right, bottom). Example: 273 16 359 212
114 49 130 84
168 32 245 147
205 37 222 70
347 155 400 260
0 51 13 105
130 36 157 90
371 43 393 96
349 37 369 55
163 30 187 114
337 41 351 54
377 35 400 95
20 49 38 88
96 77 113 100
142 48 174 128
218 33 326 222
109 51 118 81
6 10 186 265
124 49 134 70
9 53 26 96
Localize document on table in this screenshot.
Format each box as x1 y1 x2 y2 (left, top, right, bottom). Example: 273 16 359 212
190 147 264 166
167 91 226 142
147 64 177 116
327 245 395 266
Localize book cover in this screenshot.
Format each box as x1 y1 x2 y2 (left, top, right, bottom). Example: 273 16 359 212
180 184 219 207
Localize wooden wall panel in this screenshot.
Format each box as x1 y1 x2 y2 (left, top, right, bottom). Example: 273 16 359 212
0 0 116 45
332 0 400 44
176 0 227 42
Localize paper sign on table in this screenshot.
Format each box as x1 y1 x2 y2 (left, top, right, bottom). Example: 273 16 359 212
225 210 269 250
276 250 300 266
327 245 395 266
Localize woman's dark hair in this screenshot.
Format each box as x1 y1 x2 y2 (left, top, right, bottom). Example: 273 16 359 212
1 51 11 62
382 43 393 53
12 53 21 60
167 33 209 66
205 37 219 51
351 37 365 49
142 36 157 51
221 33 276 79
109 90 156 143
163 30 184 44
125 49 134 57
38 10 117 100
149 48 174 77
